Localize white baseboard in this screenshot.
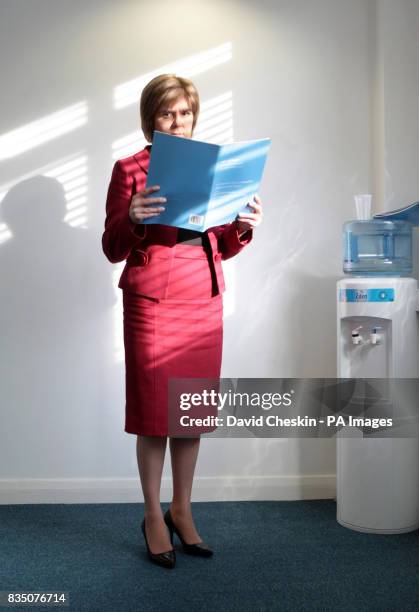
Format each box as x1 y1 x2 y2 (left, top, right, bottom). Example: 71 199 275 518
0 475 336 504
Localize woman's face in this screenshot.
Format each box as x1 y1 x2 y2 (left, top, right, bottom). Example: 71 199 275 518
154 96 194 139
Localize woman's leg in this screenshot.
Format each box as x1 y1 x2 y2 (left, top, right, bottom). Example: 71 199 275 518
169 437 202 543
137 435 172 553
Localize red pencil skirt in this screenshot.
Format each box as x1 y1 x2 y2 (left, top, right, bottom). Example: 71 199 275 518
123 244 223 436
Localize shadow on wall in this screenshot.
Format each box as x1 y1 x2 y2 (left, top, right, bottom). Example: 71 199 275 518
0 176 119 476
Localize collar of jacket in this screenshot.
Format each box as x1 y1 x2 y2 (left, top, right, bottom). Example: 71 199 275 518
133 145 151 175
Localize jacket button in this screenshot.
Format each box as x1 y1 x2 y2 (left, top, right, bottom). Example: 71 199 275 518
134 250 148 266
214 253 222 261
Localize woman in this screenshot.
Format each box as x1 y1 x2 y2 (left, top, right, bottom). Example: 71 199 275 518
102 74 263 569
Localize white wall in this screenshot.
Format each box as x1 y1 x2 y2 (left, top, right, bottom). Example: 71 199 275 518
373 0 419 275
376 0 419 211
0 0 417 503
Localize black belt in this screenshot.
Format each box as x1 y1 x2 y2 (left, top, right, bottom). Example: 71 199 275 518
175 228 208 246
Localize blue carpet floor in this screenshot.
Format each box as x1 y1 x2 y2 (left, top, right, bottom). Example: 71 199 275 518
0 500 418 611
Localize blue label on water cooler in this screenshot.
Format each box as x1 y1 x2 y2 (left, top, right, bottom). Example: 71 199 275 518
339 288 395 302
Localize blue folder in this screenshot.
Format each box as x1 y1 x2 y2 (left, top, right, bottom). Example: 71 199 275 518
143 131 271 231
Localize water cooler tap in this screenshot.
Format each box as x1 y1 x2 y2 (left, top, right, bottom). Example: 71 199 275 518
351 327 363 345
370 327 381 345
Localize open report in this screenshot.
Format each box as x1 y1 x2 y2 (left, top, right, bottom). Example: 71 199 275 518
143 131 271 231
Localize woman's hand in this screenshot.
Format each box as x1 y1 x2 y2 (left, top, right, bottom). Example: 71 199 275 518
129 185 166 224
235 195 263 235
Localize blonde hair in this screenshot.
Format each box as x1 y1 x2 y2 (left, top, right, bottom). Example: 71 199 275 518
140 74 200 142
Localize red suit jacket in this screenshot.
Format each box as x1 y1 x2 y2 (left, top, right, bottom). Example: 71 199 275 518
102 146 253 299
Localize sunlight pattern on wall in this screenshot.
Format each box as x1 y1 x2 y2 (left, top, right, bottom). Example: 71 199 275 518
0 102 88 161
194 91 233 144
0 222 12 245
44 155 88 228
0 181 16 243
113 43 232 109
112 133 148 161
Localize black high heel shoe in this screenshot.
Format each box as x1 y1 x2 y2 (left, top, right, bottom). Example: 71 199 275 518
164 509 213 557
141 518 176 569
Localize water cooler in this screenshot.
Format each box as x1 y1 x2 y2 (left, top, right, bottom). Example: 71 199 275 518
336 199 419 533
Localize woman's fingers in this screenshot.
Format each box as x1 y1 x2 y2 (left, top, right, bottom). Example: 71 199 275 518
144 197 167 205
248 201 262 213
249 196 263 213
238 212 259 221
236 212 262 231
137 201 165 216
133 208 164 219
137 208 165 214
250 203 262 213
132 195 167 206
140 185 161 196
137 205 166 213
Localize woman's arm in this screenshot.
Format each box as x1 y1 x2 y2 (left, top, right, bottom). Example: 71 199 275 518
216 222 253 261
215 195 263 260
102 161 147 263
